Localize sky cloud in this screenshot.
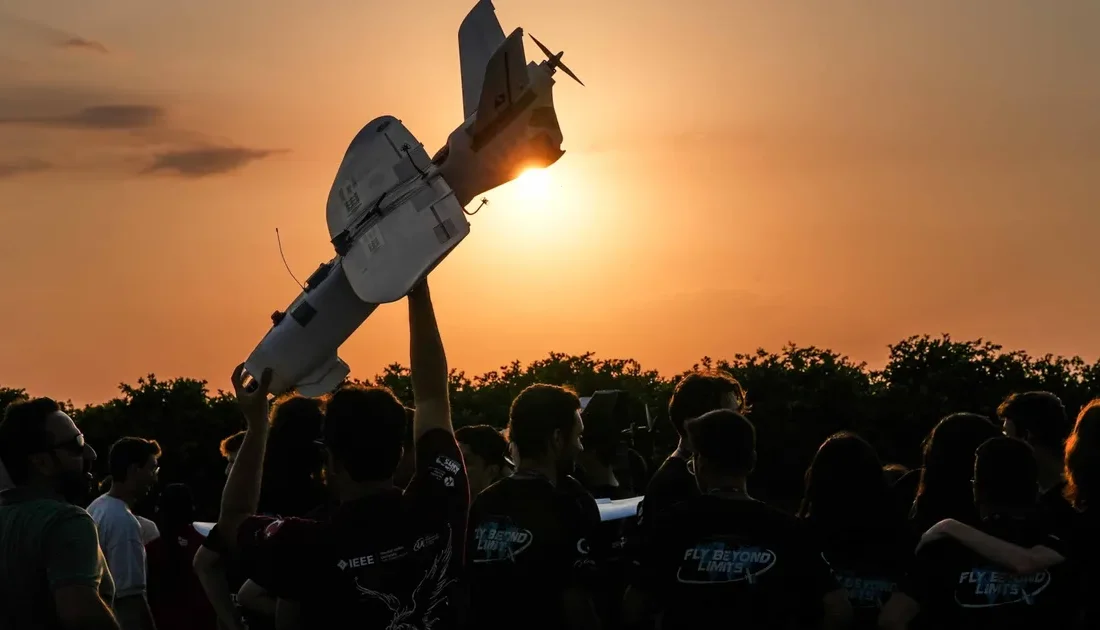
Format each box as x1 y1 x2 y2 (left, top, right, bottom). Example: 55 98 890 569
0 157 51 179
0 12 108 55
143 147 285 178
58 37 109 54
0 104 164 130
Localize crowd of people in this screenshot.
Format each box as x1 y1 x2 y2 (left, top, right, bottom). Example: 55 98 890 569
1 280 1097 629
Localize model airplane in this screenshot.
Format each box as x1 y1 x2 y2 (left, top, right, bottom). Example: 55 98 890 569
242 0 582 396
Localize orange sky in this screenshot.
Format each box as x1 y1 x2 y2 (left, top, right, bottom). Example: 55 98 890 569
1 0 1098 406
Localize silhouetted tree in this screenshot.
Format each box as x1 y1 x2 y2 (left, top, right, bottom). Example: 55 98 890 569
2 336 1096 519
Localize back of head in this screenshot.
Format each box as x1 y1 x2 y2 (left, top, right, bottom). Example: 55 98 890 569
456 424 510 468
0 397 61 485
323 385 407 482
997 391 1070 453
270 395 324 443
919 413 1000 496
685 408 756 478
265 395 325 485
108 437 162 482
507 384 581 461
801 431 890 525
1065 399 1100 510
974 437 1039 511
156 483 196 527
668 370 745 438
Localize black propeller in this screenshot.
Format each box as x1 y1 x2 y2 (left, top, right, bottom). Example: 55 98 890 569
529 34 584 87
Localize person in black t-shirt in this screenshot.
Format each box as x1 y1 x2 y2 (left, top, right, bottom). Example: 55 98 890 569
626 409 852 630
997 392 1077 536
202 281 469 630
880 437 1082 630
466 384 603 630
799 432 916 630
638 371 745 532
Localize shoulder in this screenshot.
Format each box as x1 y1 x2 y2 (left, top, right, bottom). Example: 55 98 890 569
416 427 461 453
44 503 99 534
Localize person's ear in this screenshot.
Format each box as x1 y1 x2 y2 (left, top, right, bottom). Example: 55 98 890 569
552 429 565 452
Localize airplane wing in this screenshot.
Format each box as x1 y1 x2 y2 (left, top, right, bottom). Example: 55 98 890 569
459 0 506 121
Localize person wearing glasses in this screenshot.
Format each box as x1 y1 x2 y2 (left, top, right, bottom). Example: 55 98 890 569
0 397 119 630
87 438 162 630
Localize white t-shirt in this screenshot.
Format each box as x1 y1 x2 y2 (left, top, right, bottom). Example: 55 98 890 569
87 494 148 598
137 515 160 545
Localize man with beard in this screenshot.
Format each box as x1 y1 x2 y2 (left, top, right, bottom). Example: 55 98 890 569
0 397 119 630
466 384 603 630
87 438 162 630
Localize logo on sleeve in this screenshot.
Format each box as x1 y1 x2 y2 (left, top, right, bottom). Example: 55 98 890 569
954 568 1051 608
676 539 777 585
435 456 461 475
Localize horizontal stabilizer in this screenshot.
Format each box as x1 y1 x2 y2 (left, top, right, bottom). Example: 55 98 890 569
459 0 506 121
295 355 350 398
471 27 528 138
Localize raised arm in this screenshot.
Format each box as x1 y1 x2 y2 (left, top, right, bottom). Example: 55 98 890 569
408 280 452 439
214 365 273 551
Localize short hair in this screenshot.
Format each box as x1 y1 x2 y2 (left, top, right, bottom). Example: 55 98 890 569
997 391 1071 452
0 397 62 485
322 385 407 482
668 371 746 436
456 425 510 468
507 385 581 460
108 437 162 482
1064 399 1100 510
974 437 1038 507
685 409 756 477
270 395 324 439
219 431 245 459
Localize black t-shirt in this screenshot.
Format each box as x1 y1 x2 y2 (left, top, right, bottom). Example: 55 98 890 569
899 514 1080 630
466 472 603 630
634 494 839 629
1038 482 1077 539
233 429 470 630
808 518 916 630
640 455 699 524
1066 507 1097 628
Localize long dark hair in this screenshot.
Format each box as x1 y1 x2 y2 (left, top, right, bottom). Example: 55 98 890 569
799 431 896 530
1064 399 1100 511
912 413 1001 528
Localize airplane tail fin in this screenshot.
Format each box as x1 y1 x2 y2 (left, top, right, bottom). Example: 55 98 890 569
459 0 506 121
469 28 528 138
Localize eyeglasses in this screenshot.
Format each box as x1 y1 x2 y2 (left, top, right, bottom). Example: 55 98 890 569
50 434 86 457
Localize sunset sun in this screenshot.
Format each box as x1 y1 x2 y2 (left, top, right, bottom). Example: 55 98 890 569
514 167 552 201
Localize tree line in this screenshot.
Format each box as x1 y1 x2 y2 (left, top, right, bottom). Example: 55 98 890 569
3 334 1097 519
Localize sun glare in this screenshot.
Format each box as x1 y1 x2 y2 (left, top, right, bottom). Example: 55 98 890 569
515 167 552 201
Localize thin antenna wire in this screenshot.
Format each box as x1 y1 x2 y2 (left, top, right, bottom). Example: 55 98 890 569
276 228 305 290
